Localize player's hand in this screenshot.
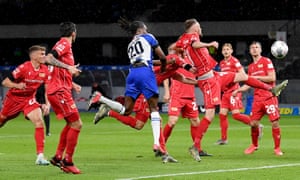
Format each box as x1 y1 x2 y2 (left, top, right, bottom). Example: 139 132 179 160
189 67 197 74
68 64 81 77
73 83 81 94
41 104 50 115
232 90 238 97
210 41 219 49
15 82 26 90
160 63 166 73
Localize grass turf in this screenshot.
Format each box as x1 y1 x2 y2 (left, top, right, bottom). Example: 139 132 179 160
0 112 299 179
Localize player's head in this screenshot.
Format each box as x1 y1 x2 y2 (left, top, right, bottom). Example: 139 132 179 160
222 43 233 59
59 22 77 42
129 21 147 35
249 41 262 57
28 45 46 64
184 18 202 36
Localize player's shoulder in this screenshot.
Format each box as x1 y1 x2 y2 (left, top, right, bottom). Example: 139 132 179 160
18 61 31 69
260 56 273 63
230 56 241 62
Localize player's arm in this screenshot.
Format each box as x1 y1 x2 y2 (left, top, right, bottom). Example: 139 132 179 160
250 70 276 83
163 79 170 103
42 84 50 115
172 73 198 85
154 46 167 72
44 50 81 76
232 84 250 97
192 41 219 49
2 73 25 89
72 82 81 94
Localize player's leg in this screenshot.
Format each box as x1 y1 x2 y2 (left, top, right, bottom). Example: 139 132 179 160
26 107 49 165
268 98 282 156
234 72 288 96
244 101 262 154
191 77 220 161
218 107 229 145
60 113 82 174
93 95 135 124
48 92 81 174
0 97 20 128
163 115 179 143
271 120 282 155
106 95 149 129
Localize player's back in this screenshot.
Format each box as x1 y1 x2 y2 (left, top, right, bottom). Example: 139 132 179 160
127 33 158 67
47 38 74 94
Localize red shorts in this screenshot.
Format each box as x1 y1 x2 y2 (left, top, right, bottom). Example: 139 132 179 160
250 97 280 122
47 90 79 122
220 92 243 110
168 96 199 118
197 75 221 109
1 93 40 119
133 95 150 123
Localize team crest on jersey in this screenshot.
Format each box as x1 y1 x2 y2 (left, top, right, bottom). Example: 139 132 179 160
258 64 263 68
39 73 46 77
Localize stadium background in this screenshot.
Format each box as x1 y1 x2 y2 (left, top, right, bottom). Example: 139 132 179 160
0 0 299 114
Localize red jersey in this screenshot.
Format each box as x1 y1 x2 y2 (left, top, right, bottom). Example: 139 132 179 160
176 33 217 76
248 56 275 101
8 61 49 98
47 38 74 94
170 68 195 98
219 56 243 93
154 54 185 85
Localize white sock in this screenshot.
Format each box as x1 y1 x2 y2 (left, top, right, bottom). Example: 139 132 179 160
37 153 44 159
100 96 125 114
151 111 161 146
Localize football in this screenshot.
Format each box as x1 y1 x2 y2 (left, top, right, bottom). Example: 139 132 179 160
271 40 288 59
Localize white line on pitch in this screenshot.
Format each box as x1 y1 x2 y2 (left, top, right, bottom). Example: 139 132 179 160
116 163 300 180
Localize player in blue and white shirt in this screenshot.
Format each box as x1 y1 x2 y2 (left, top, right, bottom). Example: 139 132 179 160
88 21 177 163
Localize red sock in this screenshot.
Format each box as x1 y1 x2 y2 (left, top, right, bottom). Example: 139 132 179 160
245 77 271 91
109 110 137 128
190 125 198 142
251 127 259 147
35 127 45 154
232 113 251 125
194 117 211 151
219 114 228 141
56 125 70 158
163 124 173 143
159 125 167 154
65 128 80 163
272 127 281 149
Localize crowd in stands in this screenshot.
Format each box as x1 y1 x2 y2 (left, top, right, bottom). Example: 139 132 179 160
0 0 299 80
0 0 298 24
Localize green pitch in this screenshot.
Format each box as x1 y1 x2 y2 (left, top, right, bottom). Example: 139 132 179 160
0 112 299 180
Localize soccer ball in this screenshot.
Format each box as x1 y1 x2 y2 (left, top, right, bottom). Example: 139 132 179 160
271 40 288 59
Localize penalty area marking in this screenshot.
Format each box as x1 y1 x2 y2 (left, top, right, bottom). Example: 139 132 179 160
117 163 300 180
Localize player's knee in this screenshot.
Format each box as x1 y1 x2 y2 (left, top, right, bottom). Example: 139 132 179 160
135 121 145 130
0 114 7 128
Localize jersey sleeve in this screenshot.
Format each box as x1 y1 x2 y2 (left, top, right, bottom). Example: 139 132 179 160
52 40 70 57
143 33 159 48
12 63 26 80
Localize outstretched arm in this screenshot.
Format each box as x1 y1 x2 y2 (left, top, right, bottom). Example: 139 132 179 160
44 53 81 76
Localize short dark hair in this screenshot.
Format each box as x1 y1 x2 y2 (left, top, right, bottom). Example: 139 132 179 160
184 18 198 31
129 21 146 35
59 22 76 37
28 45 46 54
